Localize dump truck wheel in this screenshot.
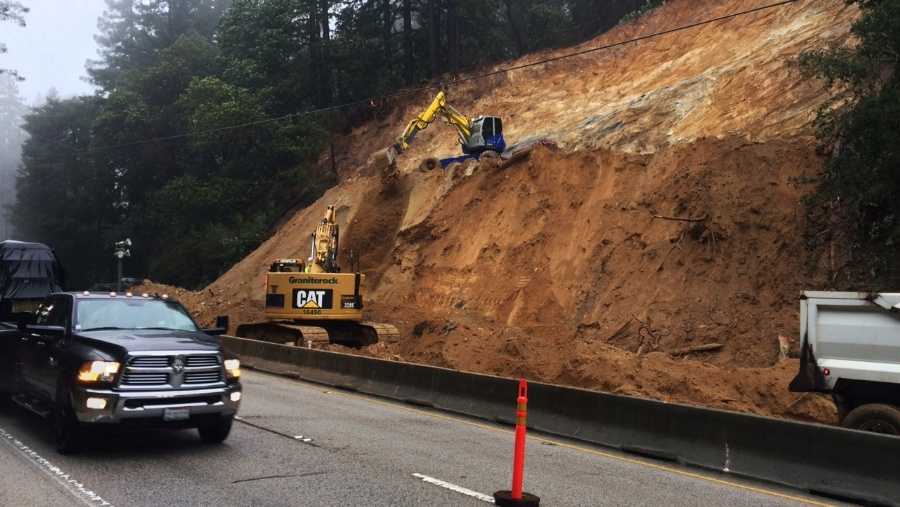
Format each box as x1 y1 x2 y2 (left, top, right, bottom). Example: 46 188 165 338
843 403 900 435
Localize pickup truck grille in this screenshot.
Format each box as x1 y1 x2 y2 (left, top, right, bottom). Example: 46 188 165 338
122 372 168 385
120 353 224 388
184 371 222 384
130 356 171 368
186 355 220 367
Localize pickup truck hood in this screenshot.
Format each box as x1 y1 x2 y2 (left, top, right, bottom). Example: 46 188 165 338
76 329 220 353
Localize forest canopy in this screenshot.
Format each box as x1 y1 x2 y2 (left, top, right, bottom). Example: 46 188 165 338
13 0 652 289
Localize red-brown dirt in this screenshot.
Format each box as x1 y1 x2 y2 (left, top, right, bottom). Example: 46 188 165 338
137 0 861 424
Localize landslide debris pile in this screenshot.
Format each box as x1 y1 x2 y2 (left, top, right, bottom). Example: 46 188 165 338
141 0 858 422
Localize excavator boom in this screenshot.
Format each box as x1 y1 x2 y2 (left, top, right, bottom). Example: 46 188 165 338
397 91 471 151
308 205 339 273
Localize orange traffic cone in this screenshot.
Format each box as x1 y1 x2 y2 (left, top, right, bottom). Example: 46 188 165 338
493 378 540 507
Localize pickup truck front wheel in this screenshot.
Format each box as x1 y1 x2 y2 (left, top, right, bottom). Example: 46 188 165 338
198 417 233 444
842 403 900 435
54 403 85 454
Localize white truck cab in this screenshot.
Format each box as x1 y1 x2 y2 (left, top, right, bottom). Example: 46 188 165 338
790 291 900 434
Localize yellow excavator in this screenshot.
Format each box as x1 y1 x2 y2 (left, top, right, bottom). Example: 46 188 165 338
235 206 399 347
374 90 506 171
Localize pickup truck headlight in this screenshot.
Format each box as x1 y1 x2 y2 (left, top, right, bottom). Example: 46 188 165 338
77 361 121 383
224 358 240 379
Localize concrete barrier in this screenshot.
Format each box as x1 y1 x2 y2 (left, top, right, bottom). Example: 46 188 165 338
222 335 900 505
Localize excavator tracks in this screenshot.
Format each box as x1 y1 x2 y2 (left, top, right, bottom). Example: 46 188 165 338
234 321 400 348
282 324 332 347
360 321 400 343
234 322 330 347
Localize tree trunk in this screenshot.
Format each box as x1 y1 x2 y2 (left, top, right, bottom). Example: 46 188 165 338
308 1 323 105
319 0 332 104
446 0 458 73
382 0 393 75
428 0 440 78
403 0 413 83
319 0 330 42
502 0 525 56
167 0 190 43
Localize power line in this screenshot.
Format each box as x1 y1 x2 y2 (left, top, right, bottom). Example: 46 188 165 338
40 0 801 158
451 0 800 84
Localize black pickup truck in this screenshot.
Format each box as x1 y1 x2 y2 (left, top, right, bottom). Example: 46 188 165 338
0 291 241 453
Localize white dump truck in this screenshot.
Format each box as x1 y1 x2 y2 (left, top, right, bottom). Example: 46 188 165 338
790 291 900 434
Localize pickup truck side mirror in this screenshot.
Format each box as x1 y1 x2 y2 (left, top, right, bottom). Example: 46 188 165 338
215 315 229 330
25 324 66 337
204 315 229 336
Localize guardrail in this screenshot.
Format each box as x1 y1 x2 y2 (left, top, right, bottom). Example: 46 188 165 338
222 335 900 505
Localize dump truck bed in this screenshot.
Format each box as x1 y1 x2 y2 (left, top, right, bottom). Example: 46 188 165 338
800 291 900 391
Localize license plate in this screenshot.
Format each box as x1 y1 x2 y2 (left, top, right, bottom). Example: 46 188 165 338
163 408 190 421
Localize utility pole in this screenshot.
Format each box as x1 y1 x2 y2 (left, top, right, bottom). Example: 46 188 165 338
113 239 132 292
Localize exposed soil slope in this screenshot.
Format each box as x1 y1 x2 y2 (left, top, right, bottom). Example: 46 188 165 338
338 0 854 172
139 0 858 423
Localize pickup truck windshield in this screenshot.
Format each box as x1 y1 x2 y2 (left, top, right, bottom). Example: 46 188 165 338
75 299 199 332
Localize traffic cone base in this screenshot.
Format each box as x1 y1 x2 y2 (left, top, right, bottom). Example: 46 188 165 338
493 490 541 507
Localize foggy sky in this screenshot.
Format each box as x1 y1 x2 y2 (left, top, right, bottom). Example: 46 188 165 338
1 0 106 104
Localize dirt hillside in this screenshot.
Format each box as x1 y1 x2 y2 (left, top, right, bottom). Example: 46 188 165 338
139 0 858 423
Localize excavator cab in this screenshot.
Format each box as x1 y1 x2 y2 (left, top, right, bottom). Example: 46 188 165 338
270 259 304 272
463 116 506 155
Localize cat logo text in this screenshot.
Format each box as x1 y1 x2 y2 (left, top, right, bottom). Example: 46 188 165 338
293 289 333 311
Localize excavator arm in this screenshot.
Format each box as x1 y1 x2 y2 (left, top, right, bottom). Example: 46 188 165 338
306 205 340 274
373 90 505 172
396 91 471 151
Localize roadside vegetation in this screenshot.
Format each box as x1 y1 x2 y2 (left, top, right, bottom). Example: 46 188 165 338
802 0 900 288
10 0 657 289
619 0 664 25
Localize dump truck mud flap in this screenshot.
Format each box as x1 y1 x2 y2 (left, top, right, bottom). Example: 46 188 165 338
789 333 828 393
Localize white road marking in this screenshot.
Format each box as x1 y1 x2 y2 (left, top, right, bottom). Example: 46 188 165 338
0 426 113 506
412 473 495 504
293 435 313 442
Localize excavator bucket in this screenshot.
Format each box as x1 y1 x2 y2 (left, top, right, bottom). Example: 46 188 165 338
371 145 397 173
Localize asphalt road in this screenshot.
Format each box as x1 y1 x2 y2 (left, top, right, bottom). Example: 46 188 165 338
0 371 845 506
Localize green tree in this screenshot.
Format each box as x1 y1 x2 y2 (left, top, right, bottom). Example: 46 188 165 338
802 0 900 283
87 0 330 287
0 74 27 237
136 74 329 286
13 97 122 289
89 0 230 89
0 1 28 79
